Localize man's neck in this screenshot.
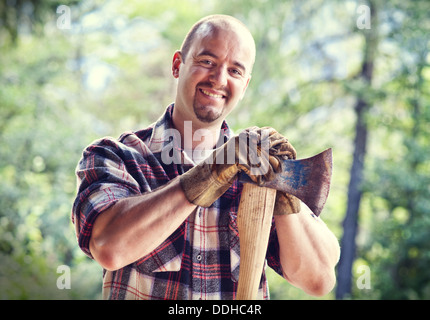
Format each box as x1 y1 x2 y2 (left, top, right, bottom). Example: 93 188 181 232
172 106 223 151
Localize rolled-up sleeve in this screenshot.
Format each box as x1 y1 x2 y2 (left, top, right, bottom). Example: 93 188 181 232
71 137 143 258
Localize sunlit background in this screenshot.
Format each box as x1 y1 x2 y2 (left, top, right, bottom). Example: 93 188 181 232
1 0 429 299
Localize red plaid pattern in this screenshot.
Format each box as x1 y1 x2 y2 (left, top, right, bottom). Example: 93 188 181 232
72 104 283 300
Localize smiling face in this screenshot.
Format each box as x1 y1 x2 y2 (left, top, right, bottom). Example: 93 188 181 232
172 17 255 128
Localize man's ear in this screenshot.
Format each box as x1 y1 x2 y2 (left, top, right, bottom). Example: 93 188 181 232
172 51 183 79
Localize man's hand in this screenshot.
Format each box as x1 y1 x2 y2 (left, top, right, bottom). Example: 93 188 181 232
271 136 301 216
180 126 294 207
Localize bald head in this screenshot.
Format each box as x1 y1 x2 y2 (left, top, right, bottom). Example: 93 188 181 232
172 14 255 126
180 15 256 73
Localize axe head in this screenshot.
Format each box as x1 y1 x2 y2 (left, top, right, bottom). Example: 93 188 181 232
238 148 332 216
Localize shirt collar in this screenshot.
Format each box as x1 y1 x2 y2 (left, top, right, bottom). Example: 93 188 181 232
148 103 232 154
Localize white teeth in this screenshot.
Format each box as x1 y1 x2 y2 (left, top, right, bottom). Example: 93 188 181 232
201 89 223 99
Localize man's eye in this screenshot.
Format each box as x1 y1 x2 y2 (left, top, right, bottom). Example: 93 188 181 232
230 69 242 76
201 60 213 66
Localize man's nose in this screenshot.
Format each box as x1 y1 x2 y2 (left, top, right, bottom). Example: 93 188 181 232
209 66 228 88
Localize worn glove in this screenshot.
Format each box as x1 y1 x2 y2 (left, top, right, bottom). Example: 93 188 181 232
180 126 293 207
272 142 301 215
274 192 301 215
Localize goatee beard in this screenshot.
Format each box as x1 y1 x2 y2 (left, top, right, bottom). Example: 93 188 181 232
193 103 223 123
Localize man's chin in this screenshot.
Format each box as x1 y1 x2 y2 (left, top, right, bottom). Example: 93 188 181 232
194 105 223 123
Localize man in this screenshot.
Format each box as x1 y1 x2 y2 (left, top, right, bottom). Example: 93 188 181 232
72 14 340 300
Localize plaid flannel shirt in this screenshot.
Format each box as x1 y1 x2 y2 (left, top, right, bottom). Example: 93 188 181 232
72 104 283 300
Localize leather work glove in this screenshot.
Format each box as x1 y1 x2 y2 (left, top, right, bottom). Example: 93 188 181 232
180 126 295 207
272 144 301 215
274 192 301 215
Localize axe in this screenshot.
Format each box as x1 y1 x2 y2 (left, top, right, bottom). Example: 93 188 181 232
235 148 333 300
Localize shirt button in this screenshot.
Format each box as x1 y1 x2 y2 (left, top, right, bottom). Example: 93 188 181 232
196 254 202 262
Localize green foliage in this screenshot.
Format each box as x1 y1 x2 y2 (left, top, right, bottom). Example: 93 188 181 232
1 0 429 300
354 0 430 300
0 2 104 298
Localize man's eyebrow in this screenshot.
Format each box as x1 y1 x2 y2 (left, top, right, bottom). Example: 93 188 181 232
196 50 218 59
233 61 247 74
196 50 247 74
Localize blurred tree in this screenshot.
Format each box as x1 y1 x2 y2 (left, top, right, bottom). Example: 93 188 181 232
359 0 430 299
336 0 379 300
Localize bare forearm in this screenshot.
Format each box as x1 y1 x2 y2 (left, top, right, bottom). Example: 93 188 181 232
275 204 340 296
90 177 196 271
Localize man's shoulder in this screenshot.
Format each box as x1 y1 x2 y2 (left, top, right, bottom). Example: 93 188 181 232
119 125 154 145
113 124 155 156
81 124 155 161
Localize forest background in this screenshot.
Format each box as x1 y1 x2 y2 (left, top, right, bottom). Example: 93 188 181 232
1 0 429 300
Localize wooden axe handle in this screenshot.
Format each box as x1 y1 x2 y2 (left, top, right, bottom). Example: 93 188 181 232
236 183 277 300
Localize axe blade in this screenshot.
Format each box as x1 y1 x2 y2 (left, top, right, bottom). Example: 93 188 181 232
238 148 332 216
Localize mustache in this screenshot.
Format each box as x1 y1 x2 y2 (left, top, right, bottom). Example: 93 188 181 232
197 82 230 98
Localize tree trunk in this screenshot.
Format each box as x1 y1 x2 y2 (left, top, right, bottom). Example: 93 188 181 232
335 98 369 299
336 0 378 300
